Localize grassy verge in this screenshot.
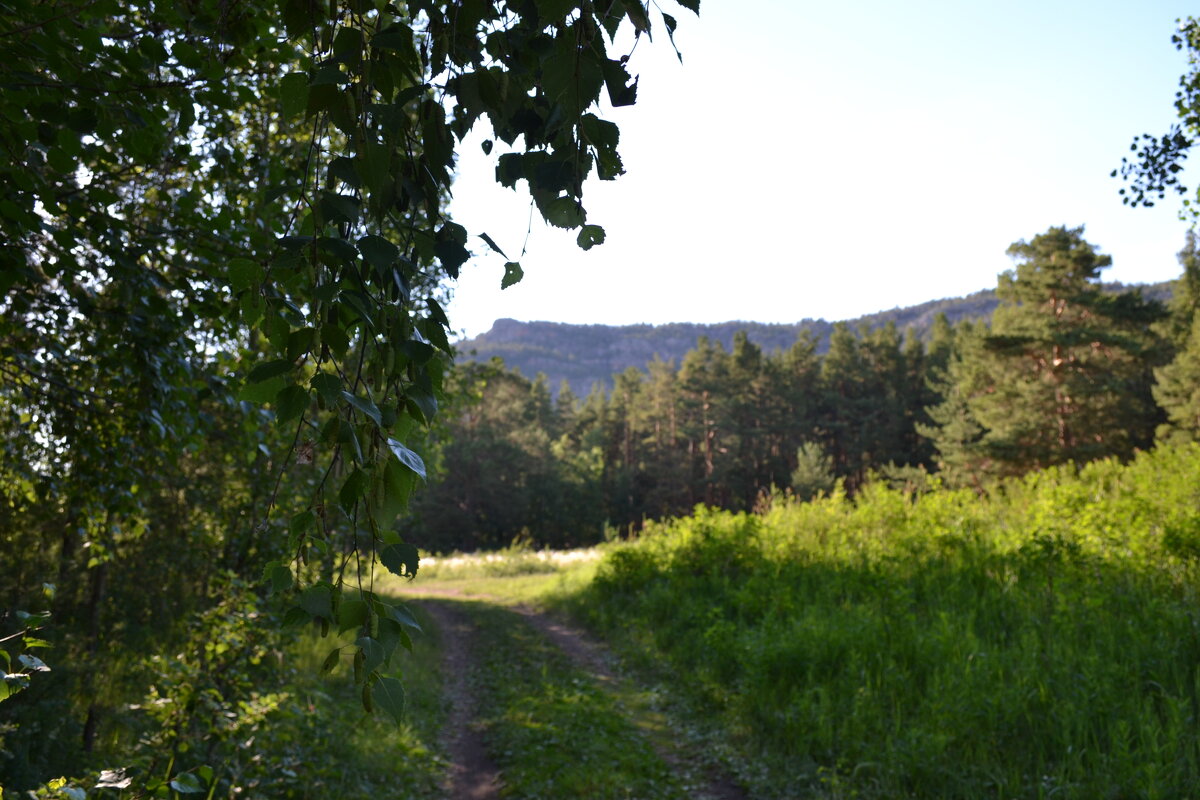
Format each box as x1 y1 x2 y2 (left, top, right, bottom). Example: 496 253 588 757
0 590 449 800
379 545 603 605
415 544 604 582
559 444 1200 798
446 600 688 799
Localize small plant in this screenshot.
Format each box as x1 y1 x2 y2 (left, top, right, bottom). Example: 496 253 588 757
791 442 837 502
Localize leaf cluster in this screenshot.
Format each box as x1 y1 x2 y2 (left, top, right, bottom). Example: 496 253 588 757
0 0 700 789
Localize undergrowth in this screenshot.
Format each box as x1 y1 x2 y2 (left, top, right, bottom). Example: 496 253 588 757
561 443 1200 799
268 604 446 799
5 601 445 799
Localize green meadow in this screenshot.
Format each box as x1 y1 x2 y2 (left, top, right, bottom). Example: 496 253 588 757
554 443 1200 798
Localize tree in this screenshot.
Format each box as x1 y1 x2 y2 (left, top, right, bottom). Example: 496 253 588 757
1113 17 1200 212
1154 315 1200 443
633 357 691 520
791 441 836 501
406 363 597 551
0 0 698 790
1154 233 1200 443
918 320 992 488
679 336 732 505
861 322 919 469
599 366 648 527
817 323 875 490
725 331 771 508
926 227 1164 481
1159 231 1200 348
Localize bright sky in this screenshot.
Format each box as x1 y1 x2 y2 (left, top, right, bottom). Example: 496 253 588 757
445 0 1199 339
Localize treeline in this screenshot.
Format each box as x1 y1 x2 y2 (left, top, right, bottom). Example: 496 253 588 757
410 226 1200 552
457 284 1171 400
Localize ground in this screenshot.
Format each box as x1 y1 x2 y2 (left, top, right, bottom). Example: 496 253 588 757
388 554 747 800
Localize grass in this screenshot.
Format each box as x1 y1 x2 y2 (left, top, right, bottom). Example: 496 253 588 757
416 543 604 581
378 543 603 605
352 442 1200 797
445 600 689 799
383 544 748 797
556 444 1200 798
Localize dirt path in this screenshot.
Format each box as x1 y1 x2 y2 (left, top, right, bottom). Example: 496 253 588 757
420 601 502 800
403 587 747 800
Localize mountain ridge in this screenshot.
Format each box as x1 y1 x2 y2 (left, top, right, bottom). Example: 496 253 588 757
455 282 1172 397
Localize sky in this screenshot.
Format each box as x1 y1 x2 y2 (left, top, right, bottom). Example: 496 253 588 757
444 0 1200 339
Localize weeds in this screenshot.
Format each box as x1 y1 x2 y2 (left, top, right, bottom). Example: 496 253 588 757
562 443 1200 798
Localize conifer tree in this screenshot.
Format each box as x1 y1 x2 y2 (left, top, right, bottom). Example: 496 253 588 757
1153 316 1200 443
818 323 874 490
779 331 824 476
640 357 689 518
926 313 957 375
932 226 1164 479
791 441 837 501
605 366 647 525
727 332 769 508
679 337 732 505
1151 232 1200 444
862 322 913 468
900 329 936 467
1159 231 1200 348
918 320 992 488
556 380 580 422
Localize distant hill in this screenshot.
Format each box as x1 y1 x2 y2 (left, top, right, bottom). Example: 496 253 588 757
455 281 1173 398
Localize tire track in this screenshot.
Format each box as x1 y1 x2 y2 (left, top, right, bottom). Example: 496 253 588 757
420 600 502 799
406 587 746 800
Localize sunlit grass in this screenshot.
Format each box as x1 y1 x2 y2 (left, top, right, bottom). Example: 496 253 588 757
418 544 604 580
377 544 604 606
557 444 1200 798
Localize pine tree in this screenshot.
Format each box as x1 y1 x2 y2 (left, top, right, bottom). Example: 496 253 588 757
1151 232 1200 444
727 332 769 508
1154 316 1200 443
934 226 1164 479
779 331 824 477
606 366 647 526
1159 231 1200 348
818 323 874 490
918 321 992 488
791 442 837 501
862 322 913 469
640 356 689 518
679 337 732 505
555 380 580 422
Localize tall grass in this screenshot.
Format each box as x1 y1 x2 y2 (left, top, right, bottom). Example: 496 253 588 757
563 444 1200 798
416 543 604 581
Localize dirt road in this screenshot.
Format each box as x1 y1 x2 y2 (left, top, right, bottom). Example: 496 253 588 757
402 587 746 800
